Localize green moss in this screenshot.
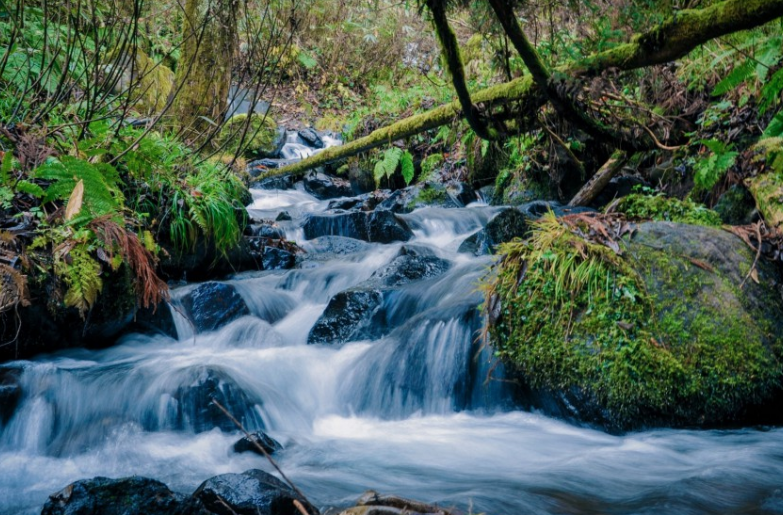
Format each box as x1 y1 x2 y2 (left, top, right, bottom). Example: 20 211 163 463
488 215 782 429
413 184 448 206
613 193 722 227
105 47 174 115
420 153 445 182
217 114 278 157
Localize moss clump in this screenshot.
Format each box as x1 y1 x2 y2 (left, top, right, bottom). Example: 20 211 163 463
105 47 174 115
613 192 722 227
217 114 278 157
413 184 448 206
487 214 782 430
419 153 445 182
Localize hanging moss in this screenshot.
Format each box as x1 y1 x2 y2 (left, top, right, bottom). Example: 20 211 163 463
487 215 783 430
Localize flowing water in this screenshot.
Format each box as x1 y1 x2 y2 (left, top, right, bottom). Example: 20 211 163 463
2 178 783 514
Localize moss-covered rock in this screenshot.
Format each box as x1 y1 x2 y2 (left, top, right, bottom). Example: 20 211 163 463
746 171 783 230
487 216 783 431
613 193 722 227
217 114 280 157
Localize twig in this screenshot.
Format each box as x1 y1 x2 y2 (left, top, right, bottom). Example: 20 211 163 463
740 222 763 288
211 399 314 515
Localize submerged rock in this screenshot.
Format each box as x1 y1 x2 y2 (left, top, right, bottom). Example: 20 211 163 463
179 282 250 333
490 221 783 431
369 246 451 288
233 431 283 455
179 469 317 515
173 366 263 433
41 476 184 515
459 207 530 255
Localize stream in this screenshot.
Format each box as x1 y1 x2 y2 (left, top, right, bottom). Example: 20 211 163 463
1 137 783 514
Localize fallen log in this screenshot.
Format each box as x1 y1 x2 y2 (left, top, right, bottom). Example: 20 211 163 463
567 150 628 207
262 0 783 179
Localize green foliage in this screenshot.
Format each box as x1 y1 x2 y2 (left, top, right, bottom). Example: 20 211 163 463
373 147 415 187
764 110 783 139
57 244 103 317
692 139 738 193
217 114 278 157
614 192 722 227
486 214 782 429
34 156 123 225
419 153 444 182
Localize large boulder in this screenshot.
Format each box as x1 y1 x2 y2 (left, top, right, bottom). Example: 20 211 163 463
217 114 281 158
489 221 783 431
41 476 184 515
178 469 317 515
179 282 250 333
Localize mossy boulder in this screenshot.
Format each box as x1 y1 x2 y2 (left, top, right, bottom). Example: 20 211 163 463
746 171 783 230
217 114 281 158
488 217 783 431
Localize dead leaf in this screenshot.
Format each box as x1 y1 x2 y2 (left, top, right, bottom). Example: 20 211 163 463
64 179 84 221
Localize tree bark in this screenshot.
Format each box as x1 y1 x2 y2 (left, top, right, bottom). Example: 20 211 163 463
172 0 238 140
265 0 783 179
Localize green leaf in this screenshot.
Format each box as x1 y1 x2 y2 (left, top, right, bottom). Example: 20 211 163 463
764 111 783 139
711 60 755 96
400 151 415 185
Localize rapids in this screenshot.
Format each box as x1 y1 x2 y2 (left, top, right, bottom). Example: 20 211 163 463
1 186 783 515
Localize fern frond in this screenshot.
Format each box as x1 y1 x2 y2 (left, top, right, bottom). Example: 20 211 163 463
400 151 415 185
764 111 783 139
711 60 755 96
760 68 783 115
57 245 103 317
374 147 404 186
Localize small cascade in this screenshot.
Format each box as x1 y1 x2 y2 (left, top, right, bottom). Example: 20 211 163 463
1 183 783 515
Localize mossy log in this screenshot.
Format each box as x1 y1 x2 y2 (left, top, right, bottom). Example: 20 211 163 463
567 150 628 207
265 0 783 179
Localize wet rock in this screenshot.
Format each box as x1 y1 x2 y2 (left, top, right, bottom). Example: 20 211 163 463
446 182 477 207
714 185 757 225
298 128 325 149
0 366 21 423
233 431 283 455
173 366 263 433
376 189 414 213
328 197 363 211
179 469 317 515
304 236 372 257
179 282 250 333
370 246 451 287
368 211 414 244
248 223 285 239
458 207 530 255
307 289 383 345
41 476 184 515
129 302 178 340
303 171 353 200
275 211 292 222
260 247 297 271
302 211 412 243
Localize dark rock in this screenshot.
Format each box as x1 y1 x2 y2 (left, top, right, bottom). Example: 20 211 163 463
130 302 178 339
477 185 496 204
248 223 285 239
0 366 21 423
307 289 383 344
446 182 477 207
42 476 184 515
275 211 292 222
302 211 412 243
173 366 263 433
458 207 530 255
265 128 287 158
591 175 648 208
178 469 317 515
367 211 413 244
179 282 250 333
233 431 283 455
370 246 451 287
327 197 363 211
376 189 413 213
303 171 353 200
260 247 296 271
714 185 758 225
250 172 295 189
297 128 325 149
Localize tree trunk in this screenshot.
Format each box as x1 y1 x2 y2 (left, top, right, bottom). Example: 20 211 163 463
172 0 238 140
265 0 783 179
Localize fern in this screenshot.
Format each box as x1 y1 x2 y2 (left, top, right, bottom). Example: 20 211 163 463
0 151 13 186
34 156 124 223
400 151 415 185
760 68 783 115
57 245 103 317
763 111 783 139
374 147 403 186
693 139 737 192
711 60 755 96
